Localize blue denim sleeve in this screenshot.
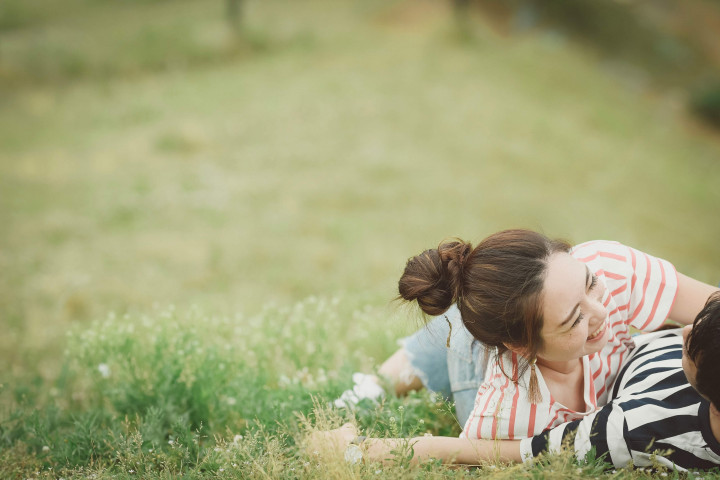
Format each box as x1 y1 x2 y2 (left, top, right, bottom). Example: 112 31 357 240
400 305 489 426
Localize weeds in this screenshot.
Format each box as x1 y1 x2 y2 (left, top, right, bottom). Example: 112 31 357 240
3 300 720 478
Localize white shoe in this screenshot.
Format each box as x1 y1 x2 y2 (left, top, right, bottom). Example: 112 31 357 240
332 373 385 408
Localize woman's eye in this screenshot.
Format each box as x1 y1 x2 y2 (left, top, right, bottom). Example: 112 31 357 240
572 313 583 328
588 274 598 290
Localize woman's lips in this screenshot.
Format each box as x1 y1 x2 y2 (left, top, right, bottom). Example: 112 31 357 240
587 320 607 342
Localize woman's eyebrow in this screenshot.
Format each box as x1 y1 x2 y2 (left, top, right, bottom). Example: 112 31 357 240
559 268 590 328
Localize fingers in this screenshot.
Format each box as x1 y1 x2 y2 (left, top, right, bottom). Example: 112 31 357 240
305 424 358 460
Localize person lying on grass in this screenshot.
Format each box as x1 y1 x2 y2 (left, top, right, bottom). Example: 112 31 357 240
335 230 718 441
309 292 720 470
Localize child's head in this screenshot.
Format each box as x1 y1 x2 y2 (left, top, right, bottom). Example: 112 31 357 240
684 291 720 409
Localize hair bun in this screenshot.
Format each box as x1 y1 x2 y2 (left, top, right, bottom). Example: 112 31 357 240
397 239 472 316
438 239 472 299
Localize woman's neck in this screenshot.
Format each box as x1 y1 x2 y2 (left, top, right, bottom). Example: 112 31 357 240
536 357 586 411
536 357 583 376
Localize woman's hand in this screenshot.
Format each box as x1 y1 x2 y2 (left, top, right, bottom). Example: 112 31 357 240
305 423 359 460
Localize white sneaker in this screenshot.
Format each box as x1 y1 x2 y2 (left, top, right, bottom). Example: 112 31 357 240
332 373 385 408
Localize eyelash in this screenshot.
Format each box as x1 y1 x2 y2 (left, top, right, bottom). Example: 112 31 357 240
571 274 599 328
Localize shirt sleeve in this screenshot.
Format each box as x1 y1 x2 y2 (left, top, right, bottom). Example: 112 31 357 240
520 401 632 468
463 353 550 440
463 371 522 439
622 245 678 331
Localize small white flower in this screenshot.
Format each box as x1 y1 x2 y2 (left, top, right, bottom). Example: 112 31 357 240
214 447 222 452
660 474 668 478
219 468 224 472
418 419 424 424
233 434 243 443
98 363 111 378
42 445 50 453
168 440 174 445
128 469 134 473
344 444 363 464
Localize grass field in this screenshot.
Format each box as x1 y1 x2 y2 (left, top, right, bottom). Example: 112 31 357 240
1 0 720 478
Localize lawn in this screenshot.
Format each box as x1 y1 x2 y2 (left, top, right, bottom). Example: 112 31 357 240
1 0 719 478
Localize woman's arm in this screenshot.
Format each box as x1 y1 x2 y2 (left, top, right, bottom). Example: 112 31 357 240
366 435 522 465
668 273 720 325
307 423 523 465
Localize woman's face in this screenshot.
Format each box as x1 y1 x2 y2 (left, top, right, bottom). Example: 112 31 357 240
536 252 609 364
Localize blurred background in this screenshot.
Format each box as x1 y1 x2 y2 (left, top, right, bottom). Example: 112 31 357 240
2 0 720 383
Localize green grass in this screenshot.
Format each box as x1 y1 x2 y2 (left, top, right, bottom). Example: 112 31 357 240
1 0 720 477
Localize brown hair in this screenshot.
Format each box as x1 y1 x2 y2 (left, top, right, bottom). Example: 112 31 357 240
686 291 720 409
398 229 571 371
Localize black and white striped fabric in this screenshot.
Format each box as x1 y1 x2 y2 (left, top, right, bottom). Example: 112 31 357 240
519 330 720 471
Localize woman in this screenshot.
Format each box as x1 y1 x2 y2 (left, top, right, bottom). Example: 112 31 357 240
320 229 718 463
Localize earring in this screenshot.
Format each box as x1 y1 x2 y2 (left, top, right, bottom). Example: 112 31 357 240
527 357 543 404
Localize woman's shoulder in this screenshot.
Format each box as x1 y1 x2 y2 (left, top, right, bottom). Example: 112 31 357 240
463 352 550 440
571 240 630 261
571 240 639 282
473 351 526 404
573 240 678 332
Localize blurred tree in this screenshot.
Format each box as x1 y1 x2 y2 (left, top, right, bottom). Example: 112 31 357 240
453 0 471 17
691 83 720 129
226 0 243 32
452 0 471 33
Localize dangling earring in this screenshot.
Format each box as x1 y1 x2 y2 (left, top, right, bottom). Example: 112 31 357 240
444 315 452 348
527 357 542 404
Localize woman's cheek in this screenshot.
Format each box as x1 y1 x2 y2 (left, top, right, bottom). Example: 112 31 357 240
575 328 587 347
566 331 583 352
